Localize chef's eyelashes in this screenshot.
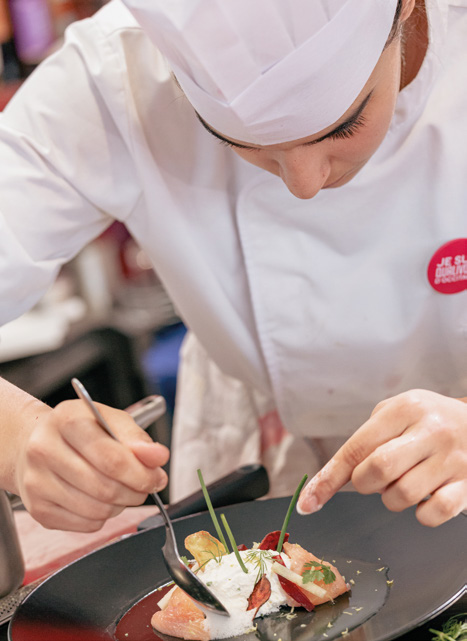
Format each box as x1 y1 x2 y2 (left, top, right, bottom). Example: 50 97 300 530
216 115 368 150
326 114 368 141
197 93 371 151
216 138 257 151
196 112 256 151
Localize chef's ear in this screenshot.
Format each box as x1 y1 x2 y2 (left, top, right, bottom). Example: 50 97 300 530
400 0 417 22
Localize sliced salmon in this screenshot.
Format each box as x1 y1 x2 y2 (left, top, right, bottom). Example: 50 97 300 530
151 587 208 641
282 542 349 606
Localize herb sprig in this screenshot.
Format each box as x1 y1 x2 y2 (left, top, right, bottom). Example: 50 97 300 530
221 513 249 574
245 549 274 582
197 469 230 553
302 560 336 585
276 474 308 553
430 614 467 641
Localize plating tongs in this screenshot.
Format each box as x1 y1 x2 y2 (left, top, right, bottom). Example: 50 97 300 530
71 378 230 616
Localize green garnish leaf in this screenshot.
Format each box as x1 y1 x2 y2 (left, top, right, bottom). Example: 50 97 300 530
180 556 191 567
429 613 467 641
276 474 308 553
197 469 230 553
220 513 249 574
302 560 336 585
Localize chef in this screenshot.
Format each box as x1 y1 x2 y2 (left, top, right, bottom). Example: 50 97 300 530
0 0 465 532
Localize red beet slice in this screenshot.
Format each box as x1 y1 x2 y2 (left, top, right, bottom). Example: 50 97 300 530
258 531 289 550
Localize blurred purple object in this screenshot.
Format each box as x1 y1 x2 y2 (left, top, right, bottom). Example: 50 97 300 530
8 0 54 64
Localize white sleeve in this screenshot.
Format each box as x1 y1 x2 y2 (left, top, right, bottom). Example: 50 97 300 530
0 6 141 325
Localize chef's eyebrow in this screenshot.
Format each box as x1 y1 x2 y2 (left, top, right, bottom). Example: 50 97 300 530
196 91 374 150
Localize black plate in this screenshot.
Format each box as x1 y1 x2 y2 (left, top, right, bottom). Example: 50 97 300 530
9 493 467 641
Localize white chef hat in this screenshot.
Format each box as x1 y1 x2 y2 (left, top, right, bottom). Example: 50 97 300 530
123 0 399 145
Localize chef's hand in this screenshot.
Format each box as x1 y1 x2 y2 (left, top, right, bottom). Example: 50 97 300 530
297 390 467 526
15 399 169 532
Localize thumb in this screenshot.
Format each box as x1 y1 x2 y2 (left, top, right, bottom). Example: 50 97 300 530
128 440 170 468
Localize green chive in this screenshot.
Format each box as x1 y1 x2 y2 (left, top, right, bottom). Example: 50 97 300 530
276 474 308 554
197 469 230 552
220 513 248 574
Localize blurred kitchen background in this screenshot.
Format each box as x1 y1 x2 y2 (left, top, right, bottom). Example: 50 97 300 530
0 0 186 501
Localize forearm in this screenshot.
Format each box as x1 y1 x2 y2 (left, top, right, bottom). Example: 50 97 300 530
0 377 50 494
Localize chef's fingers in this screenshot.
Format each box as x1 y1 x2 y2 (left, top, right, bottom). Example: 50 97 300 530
415 480 467 527
94 402 157 445
129 441 170 493
379 455 448 513
64 430 169 495
350 428 430 495
53 400 169 494
298 390 467 518
25 467 126 525
297 399 409 514
19 401 168 514
28 498 109 532
78 403 170 491
128 440 170 470
37 437 156 507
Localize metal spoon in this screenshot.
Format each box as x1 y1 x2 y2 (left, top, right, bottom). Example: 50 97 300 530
71 378 230 617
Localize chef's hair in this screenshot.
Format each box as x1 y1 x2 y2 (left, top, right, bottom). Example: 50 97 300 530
385 0 404 47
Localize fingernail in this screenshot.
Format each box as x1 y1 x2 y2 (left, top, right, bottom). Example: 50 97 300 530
297 493 322 515
152 471 168 494
151 481 165 494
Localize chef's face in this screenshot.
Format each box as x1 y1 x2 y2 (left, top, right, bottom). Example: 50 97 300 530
200 38 403 200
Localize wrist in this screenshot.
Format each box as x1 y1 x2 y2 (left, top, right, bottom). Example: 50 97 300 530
0 379 51 495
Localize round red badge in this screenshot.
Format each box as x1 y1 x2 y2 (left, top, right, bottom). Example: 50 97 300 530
427 238 467 294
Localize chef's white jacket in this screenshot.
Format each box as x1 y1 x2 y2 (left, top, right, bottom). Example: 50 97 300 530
0 0 466 497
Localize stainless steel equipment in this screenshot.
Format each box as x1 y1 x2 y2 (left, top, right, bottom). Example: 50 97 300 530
0 491 24 599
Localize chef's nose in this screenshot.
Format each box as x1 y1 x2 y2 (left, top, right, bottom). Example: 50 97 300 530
276 146 331 200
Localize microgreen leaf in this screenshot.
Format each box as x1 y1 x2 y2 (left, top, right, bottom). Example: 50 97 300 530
302 560 336 585
302 567 324 583
430 613 467 641
197 469 230 552
276 474 308 553
220 513 249 574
